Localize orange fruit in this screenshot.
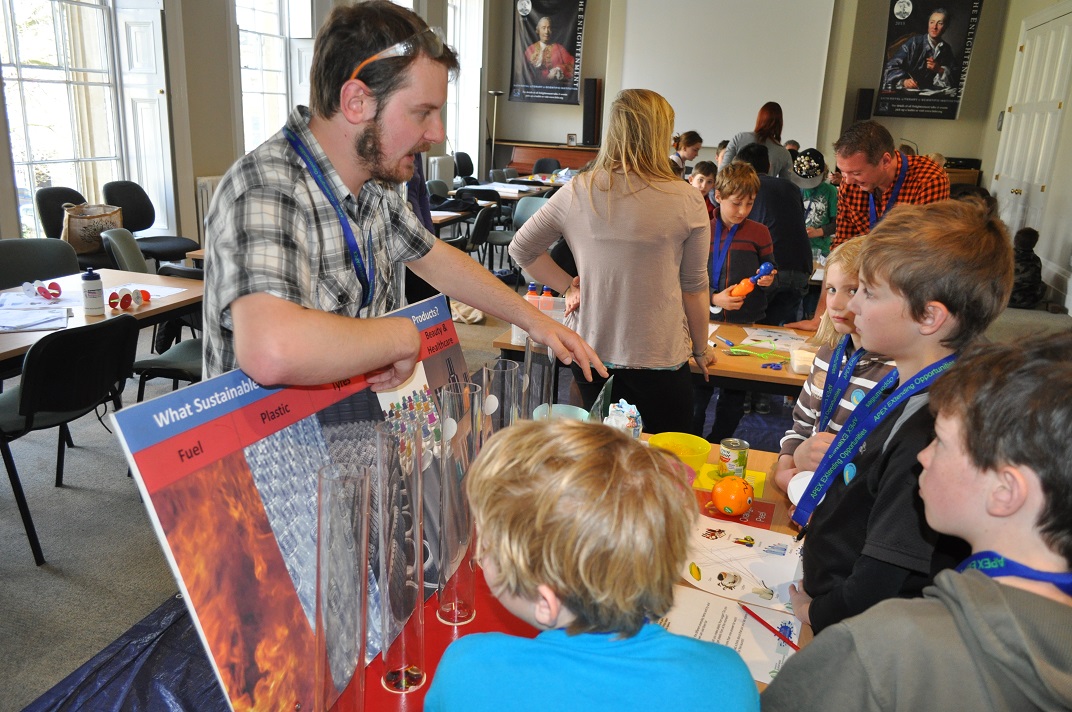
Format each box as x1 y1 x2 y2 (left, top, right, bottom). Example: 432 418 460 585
711 476 754 516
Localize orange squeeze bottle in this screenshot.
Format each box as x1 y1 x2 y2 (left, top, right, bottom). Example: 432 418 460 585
729 278 755 297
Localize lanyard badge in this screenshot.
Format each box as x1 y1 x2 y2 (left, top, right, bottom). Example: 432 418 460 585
283 127 375 310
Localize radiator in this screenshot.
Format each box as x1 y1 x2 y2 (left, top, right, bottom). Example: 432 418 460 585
195 175 224 245
427 155 454 183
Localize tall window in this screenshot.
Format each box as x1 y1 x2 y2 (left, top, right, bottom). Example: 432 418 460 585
446 0 482 170
1 0 122 237
236 0 288 154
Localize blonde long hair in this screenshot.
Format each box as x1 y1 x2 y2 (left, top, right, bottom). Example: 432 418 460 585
580 89 681 204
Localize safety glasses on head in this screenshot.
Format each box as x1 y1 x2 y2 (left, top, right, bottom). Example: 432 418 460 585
349 26 445 82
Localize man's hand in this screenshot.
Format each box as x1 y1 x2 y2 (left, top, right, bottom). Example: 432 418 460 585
904 78 919 89
525 313 608 382
712 287 745 311
366 350 421 392
788 580 813 625
925 56 939 71
548 66 564 80
785 315 821 332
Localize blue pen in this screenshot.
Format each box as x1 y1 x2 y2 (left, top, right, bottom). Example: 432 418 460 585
713 334 735 347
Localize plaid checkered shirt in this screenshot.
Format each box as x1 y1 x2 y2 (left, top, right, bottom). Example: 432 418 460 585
832 152 950 248
203 106 434 378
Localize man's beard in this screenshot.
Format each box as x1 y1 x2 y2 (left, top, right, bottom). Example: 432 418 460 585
355 118 429 184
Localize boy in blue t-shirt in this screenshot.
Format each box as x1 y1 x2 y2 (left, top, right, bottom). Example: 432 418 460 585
424 420 759 712
788 198 1014 633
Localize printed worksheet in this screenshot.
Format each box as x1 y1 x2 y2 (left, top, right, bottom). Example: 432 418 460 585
682 519 803 612
661 585 801 684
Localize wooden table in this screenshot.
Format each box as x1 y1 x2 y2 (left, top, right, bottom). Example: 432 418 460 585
430 210 471 237
494 322 810 397
0 269 204 373
186 247 204 266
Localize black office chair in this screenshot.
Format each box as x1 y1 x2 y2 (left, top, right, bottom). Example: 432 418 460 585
455 187 509 243
453 152 479 186
532 157 561 174
33 187 114 270
426 179 450 199
443 205 494 263
0 314 139 565
0 238 79 291
103 228 204 395
101 181 199 267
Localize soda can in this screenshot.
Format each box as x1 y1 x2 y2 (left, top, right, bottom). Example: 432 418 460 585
719 438 749 478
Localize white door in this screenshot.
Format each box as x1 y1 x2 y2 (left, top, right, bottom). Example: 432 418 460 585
991 5 1072 233
115 0 175 233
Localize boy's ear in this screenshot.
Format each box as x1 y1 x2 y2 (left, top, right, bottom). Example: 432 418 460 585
917 301 952 336
339 79 377 125
714 189 724 203
987 464 1031 518
533 584 568 629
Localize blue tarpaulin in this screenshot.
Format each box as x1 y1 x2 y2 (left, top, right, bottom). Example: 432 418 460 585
25 595 228 712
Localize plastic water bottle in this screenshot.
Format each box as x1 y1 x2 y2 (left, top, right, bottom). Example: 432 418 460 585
81 268 105 316
539 285 555 311
525 281 541 307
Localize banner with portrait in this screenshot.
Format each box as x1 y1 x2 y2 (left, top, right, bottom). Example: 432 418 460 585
874 0 984 120
510 0 585 105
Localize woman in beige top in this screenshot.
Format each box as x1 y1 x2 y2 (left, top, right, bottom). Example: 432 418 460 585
509 89 715 433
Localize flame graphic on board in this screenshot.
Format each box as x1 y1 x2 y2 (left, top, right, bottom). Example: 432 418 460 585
154 452 314 711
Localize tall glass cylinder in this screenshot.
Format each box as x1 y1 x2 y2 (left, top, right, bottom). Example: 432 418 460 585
481 358 520 442
375 422 426 693
522 337 556 419
314 464 370 712
436 381 482 625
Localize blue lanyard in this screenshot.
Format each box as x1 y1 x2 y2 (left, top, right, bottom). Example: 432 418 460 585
957 551 1072 596
792 354 957 527
868 152 909 229
817 335 866 432
710 218 738 289
283 127 375 311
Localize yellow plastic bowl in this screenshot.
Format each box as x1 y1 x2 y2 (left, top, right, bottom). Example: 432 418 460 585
648 432 712 471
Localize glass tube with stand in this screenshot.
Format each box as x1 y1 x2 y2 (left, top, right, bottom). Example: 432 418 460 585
315 464 371 712
375 421 426 693
436 381 483 625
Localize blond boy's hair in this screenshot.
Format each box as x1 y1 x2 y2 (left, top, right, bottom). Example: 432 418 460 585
858 198 1013 350
714 162 760 200
466 420 695 637
814 238 868 347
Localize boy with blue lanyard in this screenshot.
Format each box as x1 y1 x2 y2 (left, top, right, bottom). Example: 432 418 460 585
764 332 1072 711
786 198 1013 633
690 162 776 442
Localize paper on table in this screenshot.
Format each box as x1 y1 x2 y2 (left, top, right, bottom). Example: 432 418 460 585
740 327 808 351
429 210 462 218
483 181 536 193
0 308 69 332
0 292 82 310
681 519 803 612
661 584 801 684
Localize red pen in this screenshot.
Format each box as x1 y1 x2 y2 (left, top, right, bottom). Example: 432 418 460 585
739 603 800 651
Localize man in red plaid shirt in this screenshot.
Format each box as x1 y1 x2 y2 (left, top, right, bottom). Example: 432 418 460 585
788 121 949 330
831 121 949 248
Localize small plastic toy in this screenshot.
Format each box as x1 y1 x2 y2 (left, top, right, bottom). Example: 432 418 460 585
710 476 754 516
108 289 152 310
23 281 62 300
729 261 775 297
